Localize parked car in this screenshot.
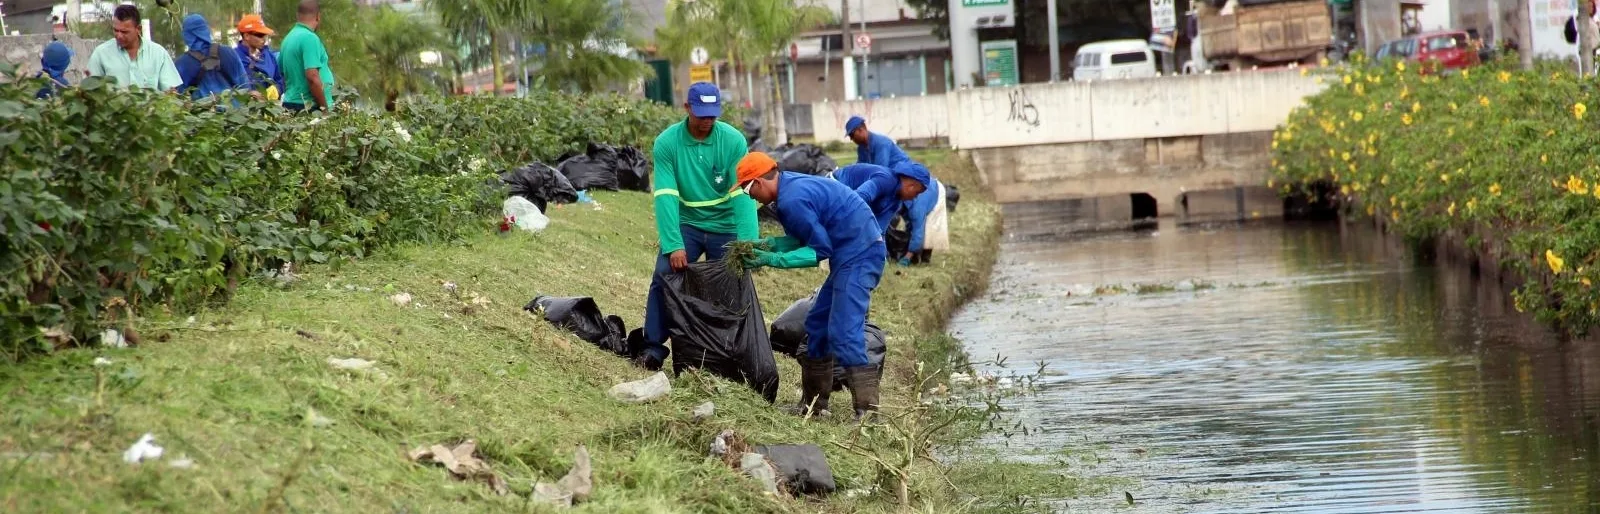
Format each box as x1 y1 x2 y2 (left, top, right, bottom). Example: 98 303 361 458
1372 30 1481 73
1073 40 1159 81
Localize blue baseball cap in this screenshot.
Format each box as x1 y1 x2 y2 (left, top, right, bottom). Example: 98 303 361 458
891 161 932 189
844 115 866 135
686 82 722 118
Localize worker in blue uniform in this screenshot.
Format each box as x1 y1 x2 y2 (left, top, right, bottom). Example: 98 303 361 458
831 161 930 234
897 175 947 266
845 115 910 168
735 152 887 420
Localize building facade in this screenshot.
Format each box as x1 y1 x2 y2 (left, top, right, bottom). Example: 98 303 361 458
787 0 949 104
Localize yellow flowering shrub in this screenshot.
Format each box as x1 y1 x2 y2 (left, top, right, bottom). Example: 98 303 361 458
1273 57 1600 332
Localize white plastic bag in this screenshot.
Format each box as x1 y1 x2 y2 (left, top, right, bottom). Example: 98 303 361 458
502 197 550 233
926 182 951 251
608 372 671 403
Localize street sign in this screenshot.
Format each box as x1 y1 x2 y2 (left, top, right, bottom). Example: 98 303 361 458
689 46 709 65
855 33 872 52
980 40 1019 86
1150 0 1177 32
790 42 798 61
689 64 713 84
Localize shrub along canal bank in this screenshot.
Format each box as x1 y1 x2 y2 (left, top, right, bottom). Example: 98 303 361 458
1271 58 1600 335
1 139 1086 511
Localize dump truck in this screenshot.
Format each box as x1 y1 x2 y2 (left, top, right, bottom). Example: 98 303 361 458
1190 0 1334 72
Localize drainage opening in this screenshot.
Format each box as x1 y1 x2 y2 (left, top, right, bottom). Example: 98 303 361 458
1131 193 1158 220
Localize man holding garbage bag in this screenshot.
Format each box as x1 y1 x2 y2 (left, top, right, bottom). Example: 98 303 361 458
736 152 886 420
637 82 760 371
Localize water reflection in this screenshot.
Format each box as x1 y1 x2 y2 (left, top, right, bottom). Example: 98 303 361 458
951 220 1600 512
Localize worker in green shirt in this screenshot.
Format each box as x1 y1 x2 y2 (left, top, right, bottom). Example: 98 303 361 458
636 82 759 371
278 0 335 112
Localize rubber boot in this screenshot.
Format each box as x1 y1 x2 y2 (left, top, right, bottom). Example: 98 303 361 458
846 365 881 421
791 355 834 418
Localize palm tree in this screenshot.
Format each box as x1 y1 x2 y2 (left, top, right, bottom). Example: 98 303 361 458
430 0 536 94
365 6 451 111
656 0 832 141
524 0 648 92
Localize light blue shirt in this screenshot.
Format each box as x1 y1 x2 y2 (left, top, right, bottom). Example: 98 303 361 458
88 38 182 91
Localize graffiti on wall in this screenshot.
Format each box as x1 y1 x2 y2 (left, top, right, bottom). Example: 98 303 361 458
1007 88 1041 128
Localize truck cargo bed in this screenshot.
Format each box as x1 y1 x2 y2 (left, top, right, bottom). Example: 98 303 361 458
1199 0 1331 63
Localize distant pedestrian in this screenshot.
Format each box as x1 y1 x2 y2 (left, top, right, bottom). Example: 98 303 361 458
175 14 250 101
234 14 285 100
845 115 910 168
280 0 336 112
35 41 73 99
87 4 182 92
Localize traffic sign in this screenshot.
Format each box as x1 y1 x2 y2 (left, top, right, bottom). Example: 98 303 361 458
855 33 872 52
689 64 713 84
790 42 799 61
689 46 709 65
1150 0 1176 32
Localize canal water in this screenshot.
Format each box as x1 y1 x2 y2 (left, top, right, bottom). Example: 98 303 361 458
951 219 1600 512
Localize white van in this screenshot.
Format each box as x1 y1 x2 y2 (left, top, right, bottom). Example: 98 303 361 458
1072 40 1159 81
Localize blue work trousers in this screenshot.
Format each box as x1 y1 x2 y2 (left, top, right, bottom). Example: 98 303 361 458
804 243 887 367
641 225 737 361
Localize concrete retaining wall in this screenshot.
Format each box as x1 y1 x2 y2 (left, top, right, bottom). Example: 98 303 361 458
809 70 1326 149
0 34 99 85
969 131 1276 209
810 94 952 144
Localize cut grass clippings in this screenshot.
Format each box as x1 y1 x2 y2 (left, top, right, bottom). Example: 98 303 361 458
0 149 1084 512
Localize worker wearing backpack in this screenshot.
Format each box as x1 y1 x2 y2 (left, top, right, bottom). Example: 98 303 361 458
175 14 249 101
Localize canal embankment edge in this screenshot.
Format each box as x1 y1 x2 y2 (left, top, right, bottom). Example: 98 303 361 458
0 148 1083 512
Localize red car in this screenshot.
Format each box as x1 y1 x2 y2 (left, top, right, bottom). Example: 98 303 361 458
1371 30 1482 73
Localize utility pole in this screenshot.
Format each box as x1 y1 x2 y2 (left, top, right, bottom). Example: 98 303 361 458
1047 0 1060 81
859 0 869 97
1582 0 1597 76
840 0 851 100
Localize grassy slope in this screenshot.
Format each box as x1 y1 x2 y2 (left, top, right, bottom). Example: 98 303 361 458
0 150 1035 512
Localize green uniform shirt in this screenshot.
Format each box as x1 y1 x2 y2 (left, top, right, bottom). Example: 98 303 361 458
279 22 336 107
87 38 182 90
651 120 758 254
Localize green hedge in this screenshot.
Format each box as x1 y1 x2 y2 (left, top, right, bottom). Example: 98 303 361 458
1271 58 1600 333
0 75 680 358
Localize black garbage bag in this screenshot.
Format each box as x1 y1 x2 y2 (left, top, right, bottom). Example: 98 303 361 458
769 295 888 391
660 261 780 402
945 184 961 212
769 297 810 357
614 146 652 192
755 444 836 495
557 154 621 192
775 144 837 176
501 162 579 212
626 327 648 359
757 204 781 222
523 296 631 357
885 227 910 259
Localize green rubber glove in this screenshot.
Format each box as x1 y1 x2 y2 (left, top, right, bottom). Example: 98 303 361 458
751 247 820 269
760 236 805 253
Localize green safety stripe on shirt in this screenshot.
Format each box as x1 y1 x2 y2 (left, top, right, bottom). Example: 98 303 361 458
654 189 743 208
